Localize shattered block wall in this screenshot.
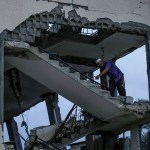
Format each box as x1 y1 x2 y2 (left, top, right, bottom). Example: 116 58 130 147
0 0 150 33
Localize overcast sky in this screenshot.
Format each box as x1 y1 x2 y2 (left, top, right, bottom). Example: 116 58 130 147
4 46 149 146
116 46 148 100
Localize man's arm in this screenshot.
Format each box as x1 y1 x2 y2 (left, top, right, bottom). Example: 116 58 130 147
95 68 109 80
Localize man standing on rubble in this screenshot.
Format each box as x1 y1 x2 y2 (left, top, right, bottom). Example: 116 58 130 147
95 58 126 97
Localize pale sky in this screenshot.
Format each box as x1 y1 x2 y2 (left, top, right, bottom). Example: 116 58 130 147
116 46 148 100
4 46 149 147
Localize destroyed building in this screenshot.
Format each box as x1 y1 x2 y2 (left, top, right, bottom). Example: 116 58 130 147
0 0 150 149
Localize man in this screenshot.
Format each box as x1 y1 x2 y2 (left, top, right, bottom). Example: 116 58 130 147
95 58 126 97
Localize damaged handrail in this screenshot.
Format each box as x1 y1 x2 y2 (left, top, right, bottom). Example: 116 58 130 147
38 47 106 89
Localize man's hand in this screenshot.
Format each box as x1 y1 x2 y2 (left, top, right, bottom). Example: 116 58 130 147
95 75 100 80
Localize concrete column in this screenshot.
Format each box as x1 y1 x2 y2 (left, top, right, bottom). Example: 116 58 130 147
130 126 141 150
94 135 103 150
145 31 150 102
103 132 117 150
6 118 23 150
45 93 61 125
0 33 4 124
86 134 95 150
45 93 66 150
86 135 104 150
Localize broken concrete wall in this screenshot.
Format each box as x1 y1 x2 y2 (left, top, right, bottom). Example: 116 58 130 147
0 0 150 33
0 0 57 32
85 0 150 24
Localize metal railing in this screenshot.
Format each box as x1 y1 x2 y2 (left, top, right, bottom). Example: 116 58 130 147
38 47 102 87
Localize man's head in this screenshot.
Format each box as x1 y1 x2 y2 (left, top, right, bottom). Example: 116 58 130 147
96 58 103 67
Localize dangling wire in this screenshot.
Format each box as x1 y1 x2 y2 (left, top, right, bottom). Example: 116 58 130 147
8 69 30 137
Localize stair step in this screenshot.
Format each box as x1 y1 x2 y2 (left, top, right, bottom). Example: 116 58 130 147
61 66 70 73
118 96 133 104
89 85 110 98
49 59 60 67
68 72 80 80
38 51 49 60
80 80 91 86
59 62 66 67
30 48 50 60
